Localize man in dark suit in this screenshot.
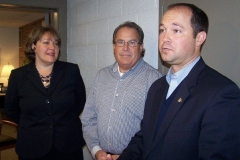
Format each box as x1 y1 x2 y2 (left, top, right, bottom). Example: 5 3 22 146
111 3 240 160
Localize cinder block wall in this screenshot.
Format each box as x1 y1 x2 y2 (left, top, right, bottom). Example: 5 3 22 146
67 0 160 94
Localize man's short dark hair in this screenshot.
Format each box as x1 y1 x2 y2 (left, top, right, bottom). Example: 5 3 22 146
167 3 209 38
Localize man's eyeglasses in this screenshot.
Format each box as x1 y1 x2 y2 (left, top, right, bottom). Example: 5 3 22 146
114 40 142 47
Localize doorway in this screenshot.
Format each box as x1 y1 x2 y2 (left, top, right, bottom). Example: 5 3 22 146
0 4 58 85
0 4 58 65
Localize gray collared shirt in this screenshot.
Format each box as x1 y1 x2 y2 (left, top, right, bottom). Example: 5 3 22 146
166 56 200 98
81 58 162 157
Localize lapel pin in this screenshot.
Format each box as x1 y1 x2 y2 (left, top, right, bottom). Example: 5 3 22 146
178 98 182 103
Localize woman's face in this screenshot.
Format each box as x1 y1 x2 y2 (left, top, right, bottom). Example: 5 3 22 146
32 32 59 66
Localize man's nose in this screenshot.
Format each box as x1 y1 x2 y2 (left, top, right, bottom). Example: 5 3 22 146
123 41 130 50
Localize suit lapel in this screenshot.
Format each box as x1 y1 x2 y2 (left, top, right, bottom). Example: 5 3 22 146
153 80 189 143
145 57 207 156
147 80 168 144
144 80 189 157
47 61 64 95
25 62 49 95
25 61 65 96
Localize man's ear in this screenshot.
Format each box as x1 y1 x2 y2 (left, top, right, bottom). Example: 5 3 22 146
196 31 207 47
139 43 144 53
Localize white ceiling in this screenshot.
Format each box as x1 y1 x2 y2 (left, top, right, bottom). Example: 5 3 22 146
0 9 45 28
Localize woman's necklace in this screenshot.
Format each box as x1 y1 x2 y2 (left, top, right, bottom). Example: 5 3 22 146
36 65 53 88
39 72 53 88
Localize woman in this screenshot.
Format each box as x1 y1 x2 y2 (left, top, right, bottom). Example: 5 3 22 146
5 25 86 160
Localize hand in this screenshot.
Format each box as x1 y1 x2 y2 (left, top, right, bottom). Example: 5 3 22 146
95 150 107 160
111 154 120 160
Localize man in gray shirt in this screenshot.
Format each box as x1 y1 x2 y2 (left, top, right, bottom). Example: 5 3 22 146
81 21 162 160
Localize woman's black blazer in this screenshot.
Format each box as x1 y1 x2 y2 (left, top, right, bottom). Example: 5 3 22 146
5 60 86 158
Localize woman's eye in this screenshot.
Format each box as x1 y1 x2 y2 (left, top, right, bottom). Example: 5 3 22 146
43 41 49 44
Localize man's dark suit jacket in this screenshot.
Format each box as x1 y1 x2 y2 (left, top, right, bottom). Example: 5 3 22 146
5 60 86 158
119 58 240 160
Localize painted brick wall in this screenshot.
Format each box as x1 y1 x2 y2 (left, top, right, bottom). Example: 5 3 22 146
67 0 160 94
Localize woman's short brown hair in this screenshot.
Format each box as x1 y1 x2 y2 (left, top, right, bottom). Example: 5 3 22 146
25 25 61 61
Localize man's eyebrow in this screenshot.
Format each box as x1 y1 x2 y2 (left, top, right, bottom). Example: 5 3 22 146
172 22 184 28
159 22 184 28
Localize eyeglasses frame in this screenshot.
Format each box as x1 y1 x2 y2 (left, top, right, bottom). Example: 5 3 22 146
114 40 142 47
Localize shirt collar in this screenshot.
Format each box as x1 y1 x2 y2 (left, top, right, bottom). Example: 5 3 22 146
113 58 144 74
166 56 200 85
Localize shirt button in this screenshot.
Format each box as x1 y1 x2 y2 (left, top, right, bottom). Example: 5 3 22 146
47 113 52 116
46 100 50 103
111 108 115 112
116 93 118 96
49 125 53 129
